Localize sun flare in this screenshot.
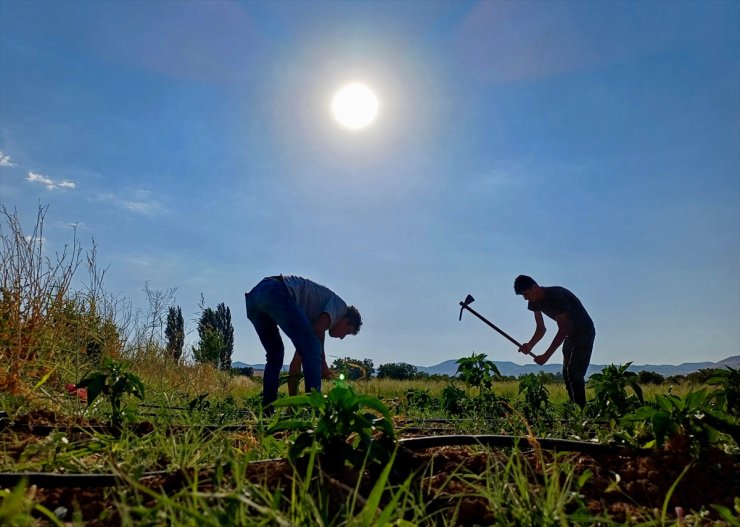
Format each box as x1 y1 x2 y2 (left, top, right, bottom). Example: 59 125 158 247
331 83 379 130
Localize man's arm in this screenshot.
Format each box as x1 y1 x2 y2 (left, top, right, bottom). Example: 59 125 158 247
312 313 333 379
534 313 569 365
519 311 546 355
287 352 302 397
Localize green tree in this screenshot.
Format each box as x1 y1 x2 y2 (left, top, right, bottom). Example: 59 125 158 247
165 306 184 363
332 357 375 380
377 362 418 380
637 370 665 385
215 303 233 371
686 368 722 385
193 302 233 370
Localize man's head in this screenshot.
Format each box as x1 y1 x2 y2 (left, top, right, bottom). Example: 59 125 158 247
329 305 362 339
514 275 543 301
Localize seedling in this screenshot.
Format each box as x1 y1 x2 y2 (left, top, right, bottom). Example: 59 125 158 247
77 358 145 428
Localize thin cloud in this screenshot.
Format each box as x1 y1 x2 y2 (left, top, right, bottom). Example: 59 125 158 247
90 189 165 216
26 171 77 191
0 151 17 167
123 201 156 214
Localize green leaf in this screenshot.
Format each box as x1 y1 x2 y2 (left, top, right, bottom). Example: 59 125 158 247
353 449 397 526
712 504 740 527
78 373 106 407
33 366 57 391
356 395 392 419
651 412 674 446
268 419 313 434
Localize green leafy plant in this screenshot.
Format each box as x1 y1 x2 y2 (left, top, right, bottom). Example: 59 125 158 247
707 366 740 416
441 383 469 415
471 391 511 419
77 358 145 428
404 388 435 412
268 379 395 473
622 389 740 455
586 362 643 420
518 372 552 422
455 352 501 395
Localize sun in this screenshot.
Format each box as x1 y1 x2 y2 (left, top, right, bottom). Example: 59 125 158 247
331 83 379 130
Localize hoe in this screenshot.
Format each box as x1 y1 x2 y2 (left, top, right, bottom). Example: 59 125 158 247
458 294 536 359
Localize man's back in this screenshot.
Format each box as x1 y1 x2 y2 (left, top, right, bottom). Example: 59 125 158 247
282 275 348 326
527 286 594 334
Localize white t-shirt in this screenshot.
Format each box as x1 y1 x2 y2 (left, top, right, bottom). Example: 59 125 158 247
281 275 348 327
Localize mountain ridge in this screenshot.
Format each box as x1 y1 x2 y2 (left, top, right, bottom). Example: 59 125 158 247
233 355 740 377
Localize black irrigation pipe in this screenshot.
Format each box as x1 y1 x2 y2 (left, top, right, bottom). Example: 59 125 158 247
398 434 622 456
0 459 284 489
395 417 613 425
0 435 629 489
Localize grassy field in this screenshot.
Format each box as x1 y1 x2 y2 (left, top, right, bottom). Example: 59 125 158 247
1 207 738 526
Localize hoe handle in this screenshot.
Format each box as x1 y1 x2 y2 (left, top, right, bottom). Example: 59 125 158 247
458 302 537 358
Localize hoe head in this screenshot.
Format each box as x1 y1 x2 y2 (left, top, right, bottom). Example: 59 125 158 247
458 294 475 321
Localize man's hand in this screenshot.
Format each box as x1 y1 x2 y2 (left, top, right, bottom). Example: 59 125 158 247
519 342 534 355
534 354 549 366
322 365 334 380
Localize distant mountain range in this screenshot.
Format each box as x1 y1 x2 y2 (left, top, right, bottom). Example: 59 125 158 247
233 355 739 378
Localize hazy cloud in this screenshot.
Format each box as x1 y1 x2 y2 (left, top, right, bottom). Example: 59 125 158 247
26 171 77 190
91 189 164 216
0 151 17 167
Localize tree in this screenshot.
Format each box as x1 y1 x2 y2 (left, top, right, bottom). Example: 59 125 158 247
637 370 665 385
686 368 722 385
332 357 375 380
193 302 233 370
377 362 418 380
165 306 184 363
215 303 233 371
231 365 254 377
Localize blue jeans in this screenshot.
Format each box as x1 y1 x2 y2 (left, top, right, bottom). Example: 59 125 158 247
245 277 322 407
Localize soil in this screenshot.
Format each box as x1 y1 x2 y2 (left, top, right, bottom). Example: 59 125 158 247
3 413 739 525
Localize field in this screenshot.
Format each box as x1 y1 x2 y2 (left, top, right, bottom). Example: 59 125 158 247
1 207 739 526
2 364 739 526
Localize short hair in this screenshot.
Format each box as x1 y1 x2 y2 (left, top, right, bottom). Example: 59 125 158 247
514 275 537 295
344 305 362 335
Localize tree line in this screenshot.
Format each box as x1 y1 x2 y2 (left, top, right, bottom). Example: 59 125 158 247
164 302 234 371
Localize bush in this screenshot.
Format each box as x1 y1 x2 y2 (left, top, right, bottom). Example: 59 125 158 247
637 370 665 385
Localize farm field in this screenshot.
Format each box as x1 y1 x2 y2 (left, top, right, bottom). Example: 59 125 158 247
2 362 739 526
1 208 739 526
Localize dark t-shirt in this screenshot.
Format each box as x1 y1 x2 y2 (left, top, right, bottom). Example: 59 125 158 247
528 286 594 336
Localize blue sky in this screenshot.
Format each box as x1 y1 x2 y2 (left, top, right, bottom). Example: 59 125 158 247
1 0 738 368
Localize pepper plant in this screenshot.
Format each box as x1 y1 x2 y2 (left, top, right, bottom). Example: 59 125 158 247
268 378 395 473
586 362 643 420
707 366 740 416
622 389 740 455
77 358 145 428
442 383 469 415
455 352 501 395
518 372 552 422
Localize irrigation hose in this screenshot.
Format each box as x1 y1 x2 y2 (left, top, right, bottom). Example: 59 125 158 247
398 434 621 455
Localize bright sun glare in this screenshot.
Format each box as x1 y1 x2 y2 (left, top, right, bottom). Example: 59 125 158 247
331 83 379 130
